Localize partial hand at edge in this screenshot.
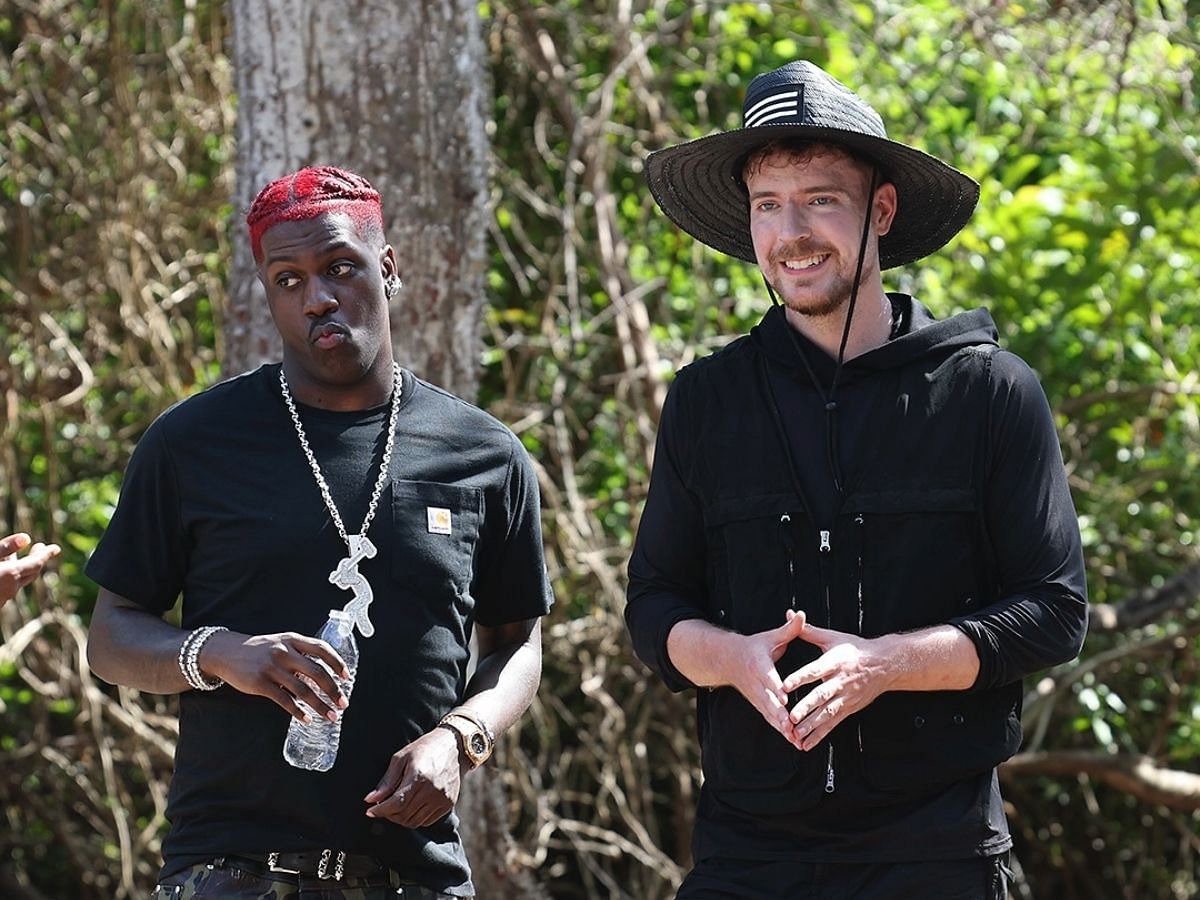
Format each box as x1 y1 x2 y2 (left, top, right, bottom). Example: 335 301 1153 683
0 533 61 605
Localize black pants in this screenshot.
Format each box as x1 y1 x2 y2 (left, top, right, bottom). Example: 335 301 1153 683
676 854 1011 900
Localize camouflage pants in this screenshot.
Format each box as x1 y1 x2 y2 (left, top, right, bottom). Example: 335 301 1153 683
150 858 464 899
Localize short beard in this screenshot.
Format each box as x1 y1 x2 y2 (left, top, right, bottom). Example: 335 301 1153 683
767 269 854 320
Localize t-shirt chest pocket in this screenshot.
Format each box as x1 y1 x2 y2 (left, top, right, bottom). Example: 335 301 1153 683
391 480 482 595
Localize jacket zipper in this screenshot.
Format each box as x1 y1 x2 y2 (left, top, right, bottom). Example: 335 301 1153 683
779 514 799 610
854 514 865 633
818 528 835 793
818 529 832 627
854 513 865 754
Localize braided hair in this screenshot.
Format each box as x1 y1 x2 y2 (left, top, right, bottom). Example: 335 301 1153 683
247 166 383 263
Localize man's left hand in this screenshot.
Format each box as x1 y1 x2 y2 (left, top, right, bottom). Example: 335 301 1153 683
780 612 899 752
363 727 466 827
780 612 981 750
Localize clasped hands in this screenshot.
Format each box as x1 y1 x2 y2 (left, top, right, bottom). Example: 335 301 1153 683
729 609 899 752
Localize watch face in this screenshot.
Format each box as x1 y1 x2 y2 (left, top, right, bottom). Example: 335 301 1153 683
468 733 488 757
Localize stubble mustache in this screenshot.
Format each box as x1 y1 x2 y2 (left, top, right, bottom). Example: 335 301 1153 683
767 240 836 267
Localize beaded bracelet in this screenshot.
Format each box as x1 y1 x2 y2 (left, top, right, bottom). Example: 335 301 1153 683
177 625 228 691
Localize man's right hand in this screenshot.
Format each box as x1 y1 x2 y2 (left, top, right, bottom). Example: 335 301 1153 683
666 611 808 749
199 630 350 722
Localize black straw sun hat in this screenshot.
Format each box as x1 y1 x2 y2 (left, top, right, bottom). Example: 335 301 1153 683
645 60 980 269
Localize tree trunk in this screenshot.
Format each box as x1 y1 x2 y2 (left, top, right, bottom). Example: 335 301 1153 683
227 3 542 896
225 0 487 400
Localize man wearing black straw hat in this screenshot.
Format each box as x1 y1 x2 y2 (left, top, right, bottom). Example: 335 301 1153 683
626 61 1088 898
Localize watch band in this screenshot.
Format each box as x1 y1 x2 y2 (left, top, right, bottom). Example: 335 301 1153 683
440 706 494 741
437 707 495 768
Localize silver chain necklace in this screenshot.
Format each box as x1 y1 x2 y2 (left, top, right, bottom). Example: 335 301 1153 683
278 362 402 638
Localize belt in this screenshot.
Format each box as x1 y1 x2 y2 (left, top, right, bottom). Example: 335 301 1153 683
224 850 389 881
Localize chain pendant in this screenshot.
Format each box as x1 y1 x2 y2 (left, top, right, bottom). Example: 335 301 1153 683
279 363 402 641
329 534 377 637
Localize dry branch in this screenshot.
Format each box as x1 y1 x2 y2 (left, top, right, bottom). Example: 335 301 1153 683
1089 562 1200 634
1002 751 1200 811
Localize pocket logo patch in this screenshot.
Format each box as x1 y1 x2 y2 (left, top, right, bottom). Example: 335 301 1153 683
427 506 453 535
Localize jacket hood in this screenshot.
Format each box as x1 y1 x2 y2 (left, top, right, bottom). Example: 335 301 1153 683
751 294 999 383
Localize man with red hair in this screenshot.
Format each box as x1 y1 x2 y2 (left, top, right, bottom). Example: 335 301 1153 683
87 166 553 898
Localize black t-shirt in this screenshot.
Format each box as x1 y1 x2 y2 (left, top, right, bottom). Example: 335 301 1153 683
86 365 554 895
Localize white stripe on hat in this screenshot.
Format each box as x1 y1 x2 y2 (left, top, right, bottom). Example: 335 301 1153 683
744 88 803 128
747 107 813 128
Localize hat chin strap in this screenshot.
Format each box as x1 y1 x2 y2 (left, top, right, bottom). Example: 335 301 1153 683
832 164 880 384
764 165 879 496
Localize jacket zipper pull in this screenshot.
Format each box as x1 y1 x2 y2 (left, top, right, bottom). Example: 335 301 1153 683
825 744 836 793
817 529 833 627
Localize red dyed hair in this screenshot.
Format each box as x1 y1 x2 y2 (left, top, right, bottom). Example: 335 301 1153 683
247 165 384 263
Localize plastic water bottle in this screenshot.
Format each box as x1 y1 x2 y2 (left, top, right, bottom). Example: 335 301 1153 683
283 609 358 772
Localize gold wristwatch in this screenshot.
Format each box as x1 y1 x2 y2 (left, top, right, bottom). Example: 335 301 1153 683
437 707 495 769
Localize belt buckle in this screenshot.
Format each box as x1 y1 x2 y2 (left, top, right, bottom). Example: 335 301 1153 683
266 852 300 875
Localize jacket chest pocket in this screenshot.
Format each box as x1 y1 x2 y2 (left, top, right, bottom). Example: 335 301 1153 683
706 492 817 635
391 480 482 597
849 488 981 636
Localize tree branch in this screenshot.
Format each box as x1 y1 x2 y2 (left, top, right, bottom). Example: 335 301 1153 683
1089 561 1200 634
1001 751 1200 811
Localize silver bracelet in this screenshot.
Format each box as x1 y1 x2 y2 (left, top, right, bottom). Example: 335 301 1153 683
177 626 227 691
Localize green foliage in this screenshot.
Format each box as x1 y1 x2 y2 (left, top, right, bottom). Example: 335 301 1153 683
1 0 231 895
887 3 1200 617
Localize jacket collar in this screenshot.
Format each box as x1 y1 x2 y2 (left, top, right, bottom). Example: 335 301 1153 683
751 294 998 380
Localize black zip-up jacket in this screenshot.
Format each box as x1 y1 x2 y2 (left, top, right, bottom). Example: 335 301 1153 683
626 297 1088 861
